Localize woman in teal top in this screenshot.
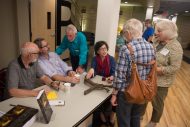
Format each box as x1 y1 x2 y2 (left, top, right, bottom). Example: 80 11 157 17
56 24 88 73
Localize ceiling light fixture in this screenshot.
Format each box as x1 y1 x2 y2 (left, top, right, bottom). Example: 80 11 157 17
185 11 189 13
149 6 153 8
124 1 128 4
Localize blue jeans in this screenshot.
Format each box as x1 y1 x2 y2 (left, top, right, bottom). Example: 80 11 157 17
116 91 143 127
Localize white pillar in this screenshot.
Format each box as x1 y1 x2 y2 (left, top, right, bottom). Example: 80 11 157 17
171 16 177 23
145 7 153 20
95 0 121 56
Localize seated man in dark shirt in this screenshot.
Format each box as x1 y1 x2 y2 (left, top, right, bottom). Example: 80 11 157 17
7 42 59 97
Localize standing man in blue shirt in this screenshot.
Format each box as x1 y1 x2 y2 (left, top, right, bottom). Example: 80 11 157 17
142 19 154 43
56 24 88 74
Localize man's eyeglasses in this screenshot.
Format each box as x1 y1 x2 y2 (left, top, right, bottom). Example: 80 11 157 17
41 44 49 48
30 52 39 55
123 31 127 34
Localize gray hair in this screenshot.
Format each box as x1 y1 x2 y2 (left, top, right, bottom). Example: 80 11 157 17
156 19 178 39
66 24 77 34
123 18 143 39
21 42 39 56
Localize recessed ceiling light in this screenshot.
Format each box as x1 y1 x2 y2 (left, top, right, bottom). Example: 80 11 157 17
149 6 153 8
185 11 189 13
124 1 128 4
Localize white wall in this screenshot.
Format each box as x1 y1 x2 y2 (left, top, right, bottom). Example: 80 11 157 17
0 0 19 69
95 0 121 56
0 0 30 69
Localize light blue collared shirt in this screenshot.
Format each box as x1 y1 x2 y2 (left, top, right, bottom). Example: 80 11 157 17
38 52 72 77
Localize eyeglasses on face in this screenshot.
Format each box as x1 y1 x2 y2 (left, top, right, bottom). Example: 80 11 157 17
30 52 39 55
41 44 49 48
99 47 107 51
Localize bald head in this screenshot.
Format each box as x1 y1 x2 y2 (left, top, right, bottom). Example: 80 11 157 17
21 42 39 56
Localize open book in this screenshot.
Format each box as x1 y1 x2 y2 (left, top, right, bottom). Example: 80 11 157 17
36 90 53 124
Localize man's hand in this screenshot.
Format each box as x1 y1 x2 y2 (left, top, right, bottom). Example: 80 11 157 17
51 81 60 90
86 68 94 79
68 71 76 77
111 94 118 106
68 76 80 84
76 66 84 74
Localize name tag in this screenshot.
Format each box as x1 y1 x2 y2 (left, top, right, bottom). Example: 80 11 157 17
160 48 169 56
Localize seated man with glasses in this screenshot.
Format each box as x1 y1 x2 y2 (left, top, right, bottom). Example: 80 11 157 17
34 38 80 84
7 42 60 97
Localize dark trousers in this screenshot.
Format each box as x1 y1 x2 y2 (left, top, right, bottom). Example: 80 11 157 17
116 91 143 127
70 54 88 71
92 96 115 127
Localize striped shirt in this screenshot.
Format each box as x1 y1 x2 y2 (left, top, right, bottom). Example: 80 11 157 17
113 38 155 90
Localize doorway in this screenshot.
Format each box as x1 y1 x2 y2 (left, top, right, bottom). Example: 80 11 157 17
30 0 56 51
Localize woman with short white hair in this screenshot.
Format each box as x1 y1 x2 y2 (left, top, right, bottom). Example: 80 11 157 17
111 18 155 127
145 19 183 127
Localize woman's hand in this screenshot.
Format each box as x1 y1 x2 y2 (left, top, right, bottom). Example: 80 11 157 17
157 67 163 75
107 76 114 83
86 68 94 79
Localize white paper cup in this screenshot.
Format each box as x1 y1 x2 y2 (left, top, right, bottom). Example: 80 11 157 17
64 83 71 93
75 74 80 78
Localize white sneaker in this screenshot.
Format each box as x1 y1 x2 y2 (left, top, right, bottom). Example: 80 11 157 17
145 121 157 127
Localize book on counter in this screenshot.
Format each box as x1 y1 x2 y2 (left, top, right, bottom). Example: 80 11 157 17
0 105 38 127
36 89 53 124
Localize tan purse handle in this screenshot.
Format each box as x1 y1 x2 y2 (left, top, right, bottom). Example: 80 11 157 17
127 44 155 66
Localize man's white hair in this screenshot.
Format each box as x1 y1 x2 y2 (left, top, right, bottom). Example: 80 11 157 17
156 19 178 40
66 24 77 34
123 18 143 39
20 42 39 56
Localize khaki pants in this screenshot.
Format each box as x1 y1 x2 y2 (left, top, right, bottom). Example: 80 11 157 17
141 87 168 122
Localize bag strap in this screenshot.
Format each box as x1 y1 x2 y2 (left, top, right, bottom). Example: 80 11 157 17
127 44 135 62
127 44 155 66
126 50 131 80
137 60 155 66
